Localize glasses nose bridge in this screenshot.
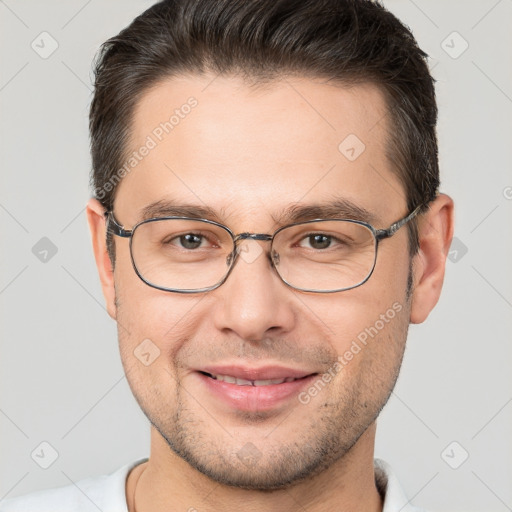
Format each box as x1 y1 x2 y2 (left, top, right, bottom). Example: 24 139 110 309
227 232 277 269
234 232 273 243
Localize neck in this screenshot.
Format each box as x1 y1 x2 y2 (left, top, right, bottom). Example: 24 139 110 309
127 424 383 512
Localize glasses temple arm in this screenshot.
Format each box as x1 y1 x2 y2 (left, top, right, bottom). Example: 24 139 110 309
105 211 132 238
375 204 423 240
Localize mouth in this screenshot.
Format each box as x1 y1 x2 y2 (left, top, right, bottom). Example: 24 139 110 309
194 366 319 412
198 371 313 387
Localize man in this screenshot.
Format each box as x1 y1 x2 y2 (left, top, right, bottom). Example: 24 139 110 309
1 0 453 510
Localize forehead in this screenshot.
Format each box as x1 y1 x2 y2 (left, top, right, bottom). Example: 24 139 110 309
114 74 405 227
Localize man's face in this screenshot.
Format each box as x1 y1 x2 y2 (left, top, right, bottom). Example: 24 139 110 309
111 75 413 489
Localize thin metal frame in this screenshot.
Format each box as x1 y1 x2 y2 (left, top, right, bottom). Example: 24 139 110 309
105 205 422 294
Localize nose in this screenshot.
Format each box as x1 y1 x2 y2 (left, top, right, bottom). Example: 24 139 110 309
212 239 296 342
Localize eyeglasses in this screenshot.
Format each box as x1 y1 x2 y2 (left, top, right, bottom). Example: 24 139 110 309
106 205 422 294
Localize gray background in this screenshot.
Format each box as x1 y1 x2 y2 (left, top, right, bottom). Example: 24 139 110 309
1 1 511 511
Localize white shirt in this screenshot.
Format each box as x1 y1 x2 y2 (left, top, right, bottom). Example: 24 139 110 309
0 458 426 511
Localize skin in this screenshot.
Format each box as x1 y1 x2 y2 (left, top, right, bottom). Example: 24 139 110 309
87 74 454 512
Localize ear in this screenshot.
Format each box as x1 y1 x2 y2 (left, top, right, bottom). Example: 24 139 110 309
86 198 117 319
410 193 454 324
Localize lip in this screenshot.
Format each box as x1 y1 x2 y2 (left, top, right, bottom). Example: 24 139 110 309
195 365 318 412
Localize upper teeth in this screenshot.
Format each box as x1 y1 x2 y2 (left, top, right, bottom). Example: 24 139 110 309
211 374 298 386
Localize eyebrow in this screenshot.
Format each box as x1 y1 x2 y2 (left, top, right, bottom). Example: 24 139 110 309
273 198 380 226
139 197 380 227
140 200 225 223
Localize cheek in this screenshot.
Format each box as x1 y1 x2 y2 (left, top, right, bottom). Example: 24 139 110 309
116 289 200 362
114 290 194 414
327 302 409 413
293 261 410 394
113 247 205 382
297 282 407 350
114 241 193 336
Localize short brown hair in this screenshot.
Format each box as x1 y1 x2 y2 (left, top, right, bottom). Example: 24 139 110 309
90 0 439 260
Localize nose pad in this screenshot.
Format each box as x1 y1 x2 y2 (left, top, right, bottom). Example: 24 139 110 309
237 239 267 265
226 251 235 267
225 242 279 271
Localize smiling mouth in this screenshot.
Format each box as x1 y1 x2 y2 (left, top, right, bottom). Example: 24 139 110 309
199 371 316 387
